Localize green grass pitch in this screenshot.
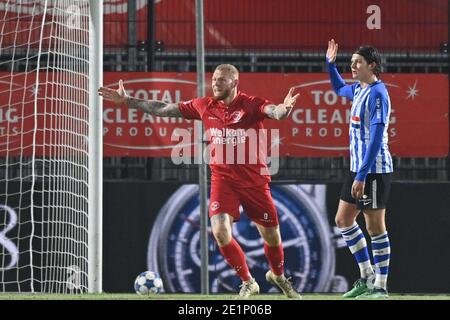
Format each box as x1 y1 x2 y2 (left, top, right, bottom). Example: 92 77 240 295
1 293 450 300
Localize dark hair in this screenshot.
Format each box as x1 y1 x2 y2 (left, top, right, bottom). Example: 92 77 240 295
354 45 382 77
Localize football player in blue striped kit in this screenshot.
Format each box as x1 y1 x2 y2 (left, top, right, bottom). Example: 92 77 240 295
326 39 393 299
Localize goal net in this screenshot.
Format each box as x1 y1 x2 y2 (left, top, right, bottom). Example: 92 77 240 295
0 0 102 293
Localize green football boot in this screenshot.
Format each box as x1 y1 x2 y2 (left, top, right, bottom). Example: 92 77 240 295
342 279 370 298
356 288 389 299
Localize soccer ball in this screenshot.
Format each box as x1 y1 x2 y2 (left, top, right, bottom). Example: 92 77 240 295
134 271 164 295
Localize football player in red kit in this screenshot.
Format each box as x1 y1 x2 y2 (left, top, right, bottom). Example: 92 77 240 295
98 64 300 299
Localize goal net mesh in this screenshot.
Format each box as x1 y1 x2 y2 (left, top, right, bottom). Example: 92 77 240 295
0 0 91 293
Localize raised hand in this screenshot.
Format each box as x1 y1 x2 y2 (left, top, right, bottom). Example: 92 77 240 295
283 87 300 113
98 79 128 104
326 39 338 63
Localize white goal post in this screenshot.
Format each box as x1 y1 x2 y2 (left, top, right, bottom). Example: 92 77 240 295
0 0 102 293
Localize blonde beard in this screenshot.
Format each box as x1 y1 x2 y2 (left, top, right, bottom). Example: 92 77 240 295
212 89 232 101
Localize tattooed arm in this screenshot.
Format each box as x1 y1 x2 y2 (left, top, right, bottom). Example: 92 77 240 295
125 97 183 117
98 79 183 118
263 87 299 120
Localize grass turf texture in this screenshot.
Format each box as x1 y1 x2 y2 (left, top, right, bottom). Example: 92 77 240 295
1 293 450 300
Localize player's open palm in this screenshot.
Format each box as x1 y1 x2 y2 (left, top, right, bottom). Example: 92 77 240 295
283 87 300 113
98 79 128 104
327 39 338 63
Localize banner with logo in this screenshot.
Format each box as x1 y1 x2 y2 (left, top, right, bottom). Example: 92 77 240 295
2 180 450 293
0 72 448 157
101 181 450 293
101 72 448 157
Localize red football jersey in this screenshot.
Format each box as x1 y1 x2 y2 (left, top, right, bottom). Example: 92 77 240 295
178 91 274 187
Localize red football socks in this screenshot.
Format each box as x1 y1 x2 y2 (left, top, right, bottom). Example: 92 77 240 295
264 243 284 276
219 238 252 281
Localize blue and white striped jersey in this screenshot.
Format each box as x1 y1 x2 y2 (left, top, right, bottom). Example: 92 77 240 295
327 60 394 177
344 81 394 174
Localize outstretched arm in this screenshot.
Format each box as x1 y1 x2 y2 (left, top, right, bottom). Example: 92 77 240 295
98 80 183 118
264 87 299 120
125 97 183 117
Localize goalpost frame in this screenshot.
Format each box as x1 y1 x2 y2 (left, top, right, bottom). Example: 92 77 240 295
88 1 103 294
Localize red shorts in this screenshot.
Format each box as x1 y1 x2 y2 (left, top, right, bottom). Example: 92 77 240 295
209 179 279 227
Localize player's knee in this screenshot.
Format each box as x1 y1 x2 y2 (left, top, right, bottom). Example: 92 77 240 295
335 215 352 228
261 228 281 246
212 227 232 246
